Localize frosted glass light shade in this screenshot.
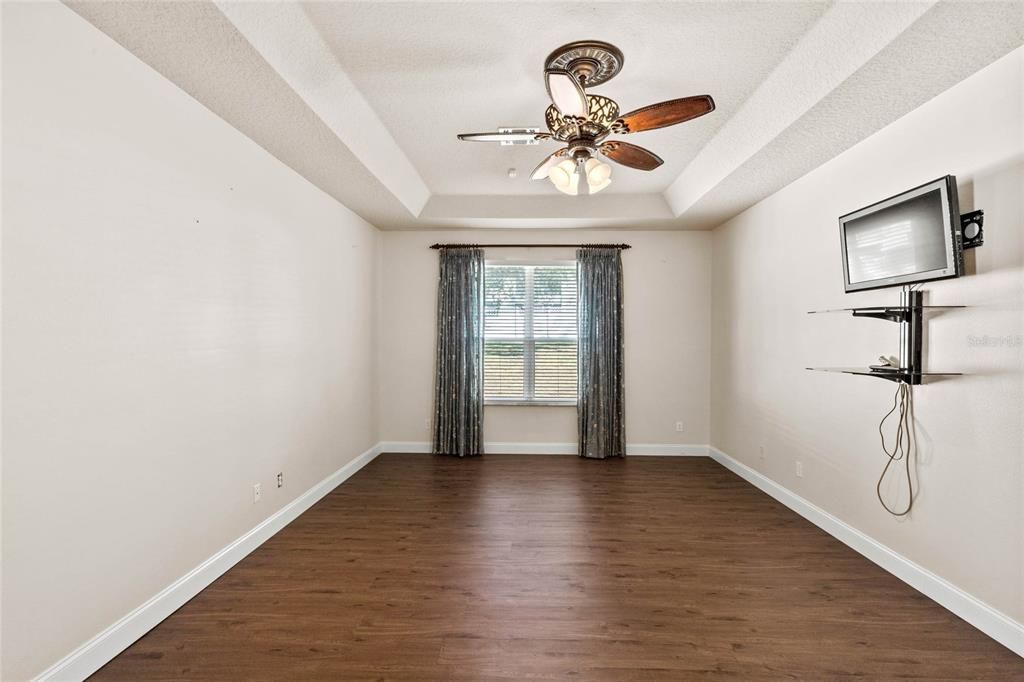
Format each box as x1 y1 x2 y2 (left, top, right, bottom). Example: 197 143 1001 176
549 159 579 195
588 176 611 194
549 166 571 188
584 158 612 194
588 160 612 184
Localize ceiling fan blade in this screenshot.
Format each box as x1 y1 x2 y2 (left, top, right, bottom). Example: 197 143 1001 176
545 69 588 118
613 95 715 134
457 131 544 143
599 141 664 171
530 148 569 180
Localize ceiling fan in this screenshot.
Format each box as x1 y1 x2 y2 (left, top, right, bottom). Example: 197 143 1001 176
457 40 715 195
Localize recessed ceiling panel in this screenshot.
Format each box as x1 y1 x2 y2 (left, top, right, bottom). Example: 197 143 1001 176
68 2 1023 230
302 1 830 196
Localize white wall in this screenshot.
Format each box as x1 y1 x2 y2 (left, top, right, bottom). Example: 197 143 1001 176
377 230 711 450
2 4 380 679
711 47 1023 623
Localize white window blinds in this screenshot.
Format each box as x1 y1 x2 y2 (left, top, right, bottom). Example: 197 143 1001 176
484 263 578 403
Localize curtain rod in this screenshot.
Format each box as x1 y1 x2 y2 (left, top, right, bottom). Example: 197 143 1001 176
429 243 631 250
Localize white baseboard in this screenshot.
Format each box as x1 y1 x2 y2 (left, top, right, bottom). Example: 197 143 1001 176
708 446 1024 659
486 441 577 454
378 441 708 456
627 443 708 457
34 443 385 682
33 440 1021 680
377 440 432 453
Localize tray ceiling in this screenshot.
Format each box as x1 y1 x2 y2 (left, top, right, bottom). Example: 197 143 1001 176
68 1 1024 230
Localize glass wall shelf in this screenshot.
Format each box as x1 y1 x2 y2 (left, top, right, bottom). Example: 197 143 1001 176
805 292 963 385
806 367 962 384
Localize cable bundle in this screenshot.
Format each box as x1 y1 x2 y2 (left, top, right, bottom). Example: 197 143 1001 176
877 381 914 515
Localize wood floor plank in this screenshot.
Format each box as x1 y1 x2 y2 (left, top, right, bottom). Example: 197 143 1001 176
91 454 1023 680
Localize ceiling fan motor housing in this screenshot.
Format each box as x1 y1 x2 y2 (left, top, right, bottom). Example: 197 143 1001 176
568 138 597 161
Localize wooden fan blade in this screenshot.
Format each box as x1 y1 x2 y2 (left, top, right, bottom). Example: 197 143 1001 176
545 69 588 118
457 131 544 142
600 141 664 171
613 95 715 134
531 148 569 180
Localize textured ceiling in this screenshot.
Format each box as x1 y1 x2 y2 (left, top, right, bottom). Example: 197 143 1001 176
68 1 1024 230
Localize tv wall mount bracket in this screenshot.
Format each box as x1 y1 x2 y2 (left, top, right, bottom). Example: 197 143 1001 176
961 210 984 249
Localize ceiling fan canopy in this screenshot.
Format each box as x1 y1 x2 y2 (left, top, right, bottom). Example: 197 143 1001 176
457 40 716 195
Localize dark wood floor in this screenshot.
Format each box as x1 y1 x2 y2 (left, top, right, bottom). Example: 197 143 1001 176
93 454 1023 680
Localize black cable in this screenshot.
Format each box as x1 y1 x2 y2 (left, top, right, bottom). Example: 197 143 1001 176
877 380 914 515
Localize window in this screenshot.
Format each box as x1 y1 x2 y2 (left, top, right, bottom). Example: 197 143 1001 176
484 262 578 404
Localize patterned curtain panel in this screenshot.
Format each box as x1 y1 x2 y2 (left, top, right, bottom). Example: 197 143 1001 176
577 247 626 459
433 248 485 457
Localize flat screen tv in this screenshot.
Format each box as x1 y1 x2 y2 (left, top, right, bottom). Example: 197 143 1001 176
839 175 963 293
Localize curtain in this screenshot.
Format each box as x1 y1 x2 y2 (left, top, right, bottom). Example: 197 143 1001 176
577 247 625 459
432 248 485 457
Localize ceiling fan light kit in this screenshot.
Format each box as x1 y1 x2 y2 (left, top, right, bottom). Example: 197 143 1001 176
458 40 715 196
545 157 613 196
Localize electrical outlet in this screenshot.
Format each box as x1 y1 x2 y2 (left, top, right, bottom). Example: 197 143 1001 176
759 445 766 460
675 421 684 432
253 483 262 503
795 461 804 478
276 472 284 488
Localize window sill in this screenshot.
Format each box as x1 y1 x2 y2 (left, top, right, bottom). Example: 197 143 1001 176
485 400 577 407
